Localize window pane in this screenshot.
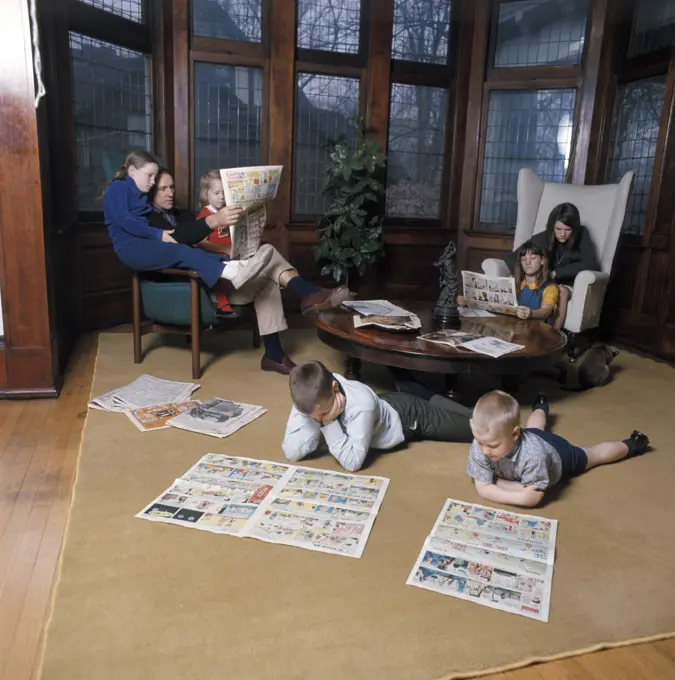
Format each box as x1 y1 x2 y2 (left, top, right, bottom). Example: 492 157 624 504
392 0 451 64
194 63 263 207
629 0 675 57
294 74 360 214
193 0 262 43
70 33 151 211
77 0 142 23
386 84 447 219
494 0 588 67
297 0 360 54
607 77 666 237
479 89 576 230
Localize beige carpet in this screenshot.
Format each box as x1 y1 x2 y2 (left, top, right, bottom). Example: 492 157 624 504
39 331 675 680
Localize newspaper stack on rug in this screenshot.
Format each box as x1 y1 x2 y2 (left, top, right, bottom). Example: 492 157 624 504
137 454 389 558
407 499 557 621
88 375 200 412
220 165 283 260
166 398 266 438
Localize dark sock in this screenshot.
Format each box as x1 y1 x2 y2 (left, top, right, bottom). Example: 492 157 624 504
262 333 284 363
286 276 321 299
623 430 649 458
532 392 549 418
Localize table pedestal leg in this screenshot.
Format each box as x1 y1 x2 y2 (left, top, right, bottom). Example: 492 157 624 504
501 375 520 395
345 357 361 380
444 374 460 399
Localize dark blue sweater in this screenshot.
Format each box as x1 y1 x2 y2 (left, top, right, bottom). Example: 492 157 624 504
103 176 163 252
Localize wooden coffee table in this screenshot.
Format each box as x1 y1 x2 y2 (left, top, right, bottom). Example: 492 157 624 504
316 304 566 388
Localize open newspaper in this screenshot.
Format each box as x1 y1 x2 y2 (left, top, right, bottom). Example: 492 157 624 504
167 398 266 438
136 454 389 558
220 165 283 260
342 300 413 317
126 401 200 432
89 375 200 412
462 271 518 316
458 337 525 358
407 499 557 622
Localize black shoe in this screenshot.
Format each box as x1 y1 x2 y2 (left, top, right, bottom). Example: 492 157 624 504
626 430 649 458
532 392 549 417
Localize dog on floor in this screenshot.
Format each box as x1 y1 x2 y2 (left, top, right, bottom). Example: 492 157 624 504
556 343 620 390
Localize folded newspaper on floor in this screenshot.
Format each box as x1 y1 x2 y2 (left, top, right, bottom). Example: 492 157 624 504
458 337 525 358
167 398 266 438
407 499 557 622
220 165 283 260
462 271 518 316
89 375 200 412
126 401 200 432
137 454 389 558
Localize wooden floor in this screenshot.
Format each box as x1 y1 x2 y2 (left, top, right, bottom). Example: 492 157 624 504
0 333 674 680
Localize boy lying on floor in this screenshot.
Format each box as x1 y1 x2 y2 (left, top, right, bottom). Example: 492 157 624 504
466 390 649 507
282 361 473 472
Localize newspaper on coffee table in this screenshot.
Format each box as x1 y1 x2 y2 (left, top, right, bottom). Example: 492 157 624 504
407 499 557 622
419 330 482 348
89 375 200 412
220 165 283 260
342 299 413 317
353 314 422 331
462 271 518 316
136 454 389 558
167 398 266 439
457 337 525 358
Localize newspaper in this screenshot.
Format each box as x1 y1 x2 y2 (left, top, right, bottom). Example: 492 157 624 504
167 398 266 438
342 300 415 317
136 454 389 558
419 330 482 348
458 337 525 358
407 499 557 621
220 165 283 260
89 375 200 412
126 401 200 432
353 314 422 331
462 271 518 316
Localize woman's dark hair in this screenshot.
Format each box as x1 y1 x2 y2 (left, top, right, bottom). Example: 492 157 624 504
148 167 174 204
514 239 549 289
545 202 582 254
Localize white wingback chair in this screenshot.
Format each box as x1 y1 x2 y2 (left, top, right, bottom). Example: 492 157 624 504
482 169 634 334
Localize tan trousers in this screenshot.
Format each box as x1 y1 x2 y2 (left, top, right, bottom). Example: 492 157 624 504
225 244 293 336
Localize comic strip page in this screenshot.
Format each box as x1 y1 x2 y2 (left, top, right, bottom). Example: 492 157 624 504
407 499 557 621
137 455 389 558
461 271 518 316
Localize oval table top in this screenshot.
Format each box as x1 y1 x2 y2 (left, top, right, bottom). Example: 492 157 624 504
316 305 567 376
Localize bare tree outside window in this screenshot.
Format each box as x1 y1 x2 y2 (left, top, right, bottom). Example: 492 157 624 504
294 74 360 215
386 85 446 218
193 63 263 208
78 0 143 23
629 0 675 57
70 33 152 210
296 0 360 53
392 0 450 64
479 88 576 230
494 0 588 68
607 77 666 237
192 0 262 43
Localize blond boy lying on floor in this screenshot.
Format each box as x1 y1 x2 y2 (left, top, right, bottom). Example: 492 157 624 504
466 391 649 508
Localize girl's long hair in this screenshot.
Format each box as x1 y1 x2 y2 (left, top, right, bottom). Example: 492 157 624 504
112 149 159 181
545 202 582 255
198 169 222 207
514 239 550 289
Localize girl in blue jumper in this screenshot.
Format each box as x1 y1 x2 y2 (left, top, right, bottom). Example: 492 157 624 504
103 150 272 290
458 240 559 323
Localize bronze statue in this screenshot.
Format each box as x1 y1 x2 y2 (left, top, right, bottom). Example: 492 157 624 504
433 240 460 322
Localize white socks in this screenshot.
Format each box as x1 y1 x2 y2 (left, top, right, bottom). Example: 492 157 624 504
220 261 244 281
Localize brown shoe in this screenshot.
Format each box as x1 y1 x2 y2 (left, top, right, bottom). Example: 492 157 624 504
300 285 353 315
261 355 297 376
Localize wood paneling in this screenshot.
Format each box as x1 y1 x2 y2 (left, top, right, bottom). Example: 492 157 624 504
0 0 59 396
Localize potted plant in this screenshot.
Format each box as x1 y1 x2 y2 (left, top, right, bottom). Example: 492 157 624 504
314 116 387 286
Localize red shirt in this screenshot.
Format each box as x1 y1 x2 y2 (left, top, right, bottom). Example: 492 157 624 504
197 206 232 249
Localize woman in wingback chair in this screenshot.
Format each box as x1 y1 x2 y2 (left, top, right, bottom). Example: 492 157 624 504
147 168 354 375
505 202 600 330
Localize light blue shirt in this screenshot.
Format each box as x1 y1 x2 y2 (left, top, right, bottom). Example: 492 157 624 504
282 374 405 472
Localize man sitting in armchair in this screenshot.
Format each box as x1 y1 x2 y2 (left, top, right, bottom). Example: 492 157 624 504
147 169 352 375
